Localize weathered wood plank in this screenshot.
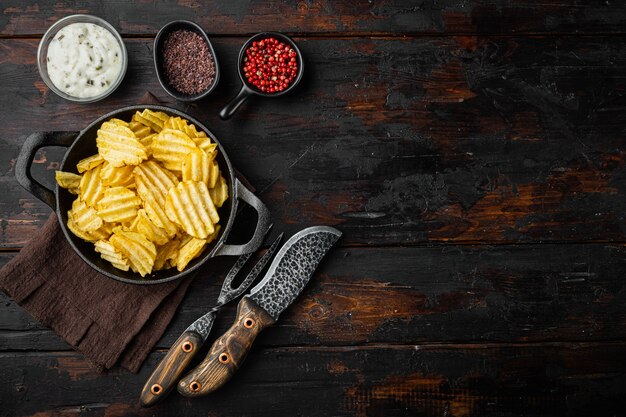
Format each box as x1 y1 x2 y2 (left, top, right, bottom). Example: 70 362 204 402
2 243 626 350
1 1 626 36
1 36 626 247
1 343 625 417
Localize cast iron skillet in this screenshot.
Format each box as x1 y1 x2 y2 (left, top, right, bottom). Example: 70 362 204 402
15 105 270 285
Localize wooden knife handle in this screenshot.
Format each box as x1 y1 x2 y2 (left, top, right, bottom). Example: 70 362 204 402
140 330 203 407
177 297 275 397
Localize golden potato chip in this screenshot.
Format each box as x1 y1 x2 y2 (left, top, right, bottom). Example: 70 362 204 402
209 174 229 208
70 199 103 232
153 239 179 271
136 209 169 245
67 212 96 242
139 133 156 151
165 181 219 239
67 211 112 242
110 230 156 277
109 118 129 127
129 121 153 139
99 162 134 187
77 154 105 173
164 116 203 137
150 129 198 171
96 121 147 167
181 148 211 184
94 240 130 271
133 109 170 133
96 187 142 223
55 171 81 193
175 237 206 272
134 160 178 207
79 164 105 207
164 116 213 149
197 140 217 153
122 213 140 231
143 196 179 238
208 160 220 188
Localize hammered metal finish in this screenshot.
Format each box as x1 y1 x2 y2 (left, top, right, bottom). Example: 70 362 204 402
186 232 284 341
186 311 218 341
249 226 341 319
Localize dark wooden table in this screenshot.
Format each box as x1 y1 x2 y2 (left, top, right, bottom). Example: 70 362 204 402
2 2 626 416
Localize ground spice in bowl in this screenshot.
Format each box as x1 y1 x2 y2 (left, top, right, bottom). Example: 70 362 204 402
161 29 216 96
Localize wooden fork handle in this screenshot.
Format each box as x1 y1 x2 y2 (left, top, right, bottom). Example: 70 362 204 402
177 297 275 397
140 330 203 407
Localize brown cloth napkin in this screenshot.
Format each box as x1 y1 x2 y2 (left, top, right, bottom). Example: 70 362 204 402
0 214 192 372
0 93 201 373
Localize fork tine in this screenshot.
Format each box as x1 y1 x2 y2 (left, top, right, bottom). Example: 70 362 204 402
217 232 284 306
220 225 273 294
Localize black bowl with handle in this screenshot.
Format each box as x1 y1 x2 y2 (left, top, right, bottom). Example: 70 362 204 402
15 105 270 285
219 32 304 120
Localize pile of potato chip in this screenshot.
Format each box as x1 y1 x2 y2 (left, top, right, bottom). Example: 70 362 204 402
55 109 229 277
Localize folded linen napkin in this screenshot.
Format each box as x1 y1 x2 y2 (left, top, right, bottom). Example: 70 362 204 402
0 214 193 372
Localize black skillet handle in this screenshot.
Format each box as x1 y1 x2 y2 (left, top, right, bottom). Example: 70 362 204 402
15 131 77 210
219 85 253 120
215 178 271 257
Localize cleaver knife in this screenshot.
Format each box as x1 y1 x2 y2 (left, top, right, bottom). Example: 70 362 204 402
177 225 341 397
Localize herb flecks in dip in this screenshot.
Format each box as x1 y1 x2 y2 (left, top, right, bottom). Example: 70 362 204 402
161 30 216 96
46 22 123 99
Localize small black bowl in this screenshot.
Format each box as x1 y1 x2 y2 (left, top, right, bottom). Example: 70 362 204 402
219 32 304 120
154 20 220 102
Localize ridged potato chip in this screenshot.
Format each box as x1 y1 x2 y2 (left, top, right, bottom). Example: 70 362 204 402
164 116 204 138
209 174 229 208
133 109 170 133
143 197 179 238
97 187 142 223
67 212 112 242
129 121 153 139
99 162 135 187
164 117 212 150
94 240 130 271
79 164 105 207
153 239 180 271
110 230 156 277
208 160 220 188
96 121 147 167
174 237 206 272
165 181 219 239
139 133 156 153
70 199 103 232
134 160 178 207
77 154 105 173
150 129 198 171
136 209 169 245
181 148 212 184
55 171 81 193
109 118 129 127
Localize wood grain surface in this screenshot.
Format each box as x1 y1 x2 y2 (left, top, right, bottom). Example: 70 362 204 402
1 1 626 416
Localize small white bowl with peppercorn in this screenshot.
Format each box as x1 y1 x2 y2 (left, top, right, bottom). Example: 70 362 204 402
219 32 304 120
154 21 220 101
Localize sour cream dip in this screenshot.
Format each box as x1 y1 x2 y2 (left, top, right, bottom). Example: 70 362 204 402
46 22 123 99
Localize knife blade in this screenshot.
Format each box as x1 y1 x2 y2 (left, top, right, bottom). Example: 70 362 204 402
139 231 283 407
177 226 341 397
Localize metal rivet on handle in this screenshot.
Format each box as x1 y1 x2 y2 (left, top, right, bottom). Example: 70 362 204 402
150 384 162 395
190 381 201 392
219 352 230 364
182 341 193 352
244 317 255 328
